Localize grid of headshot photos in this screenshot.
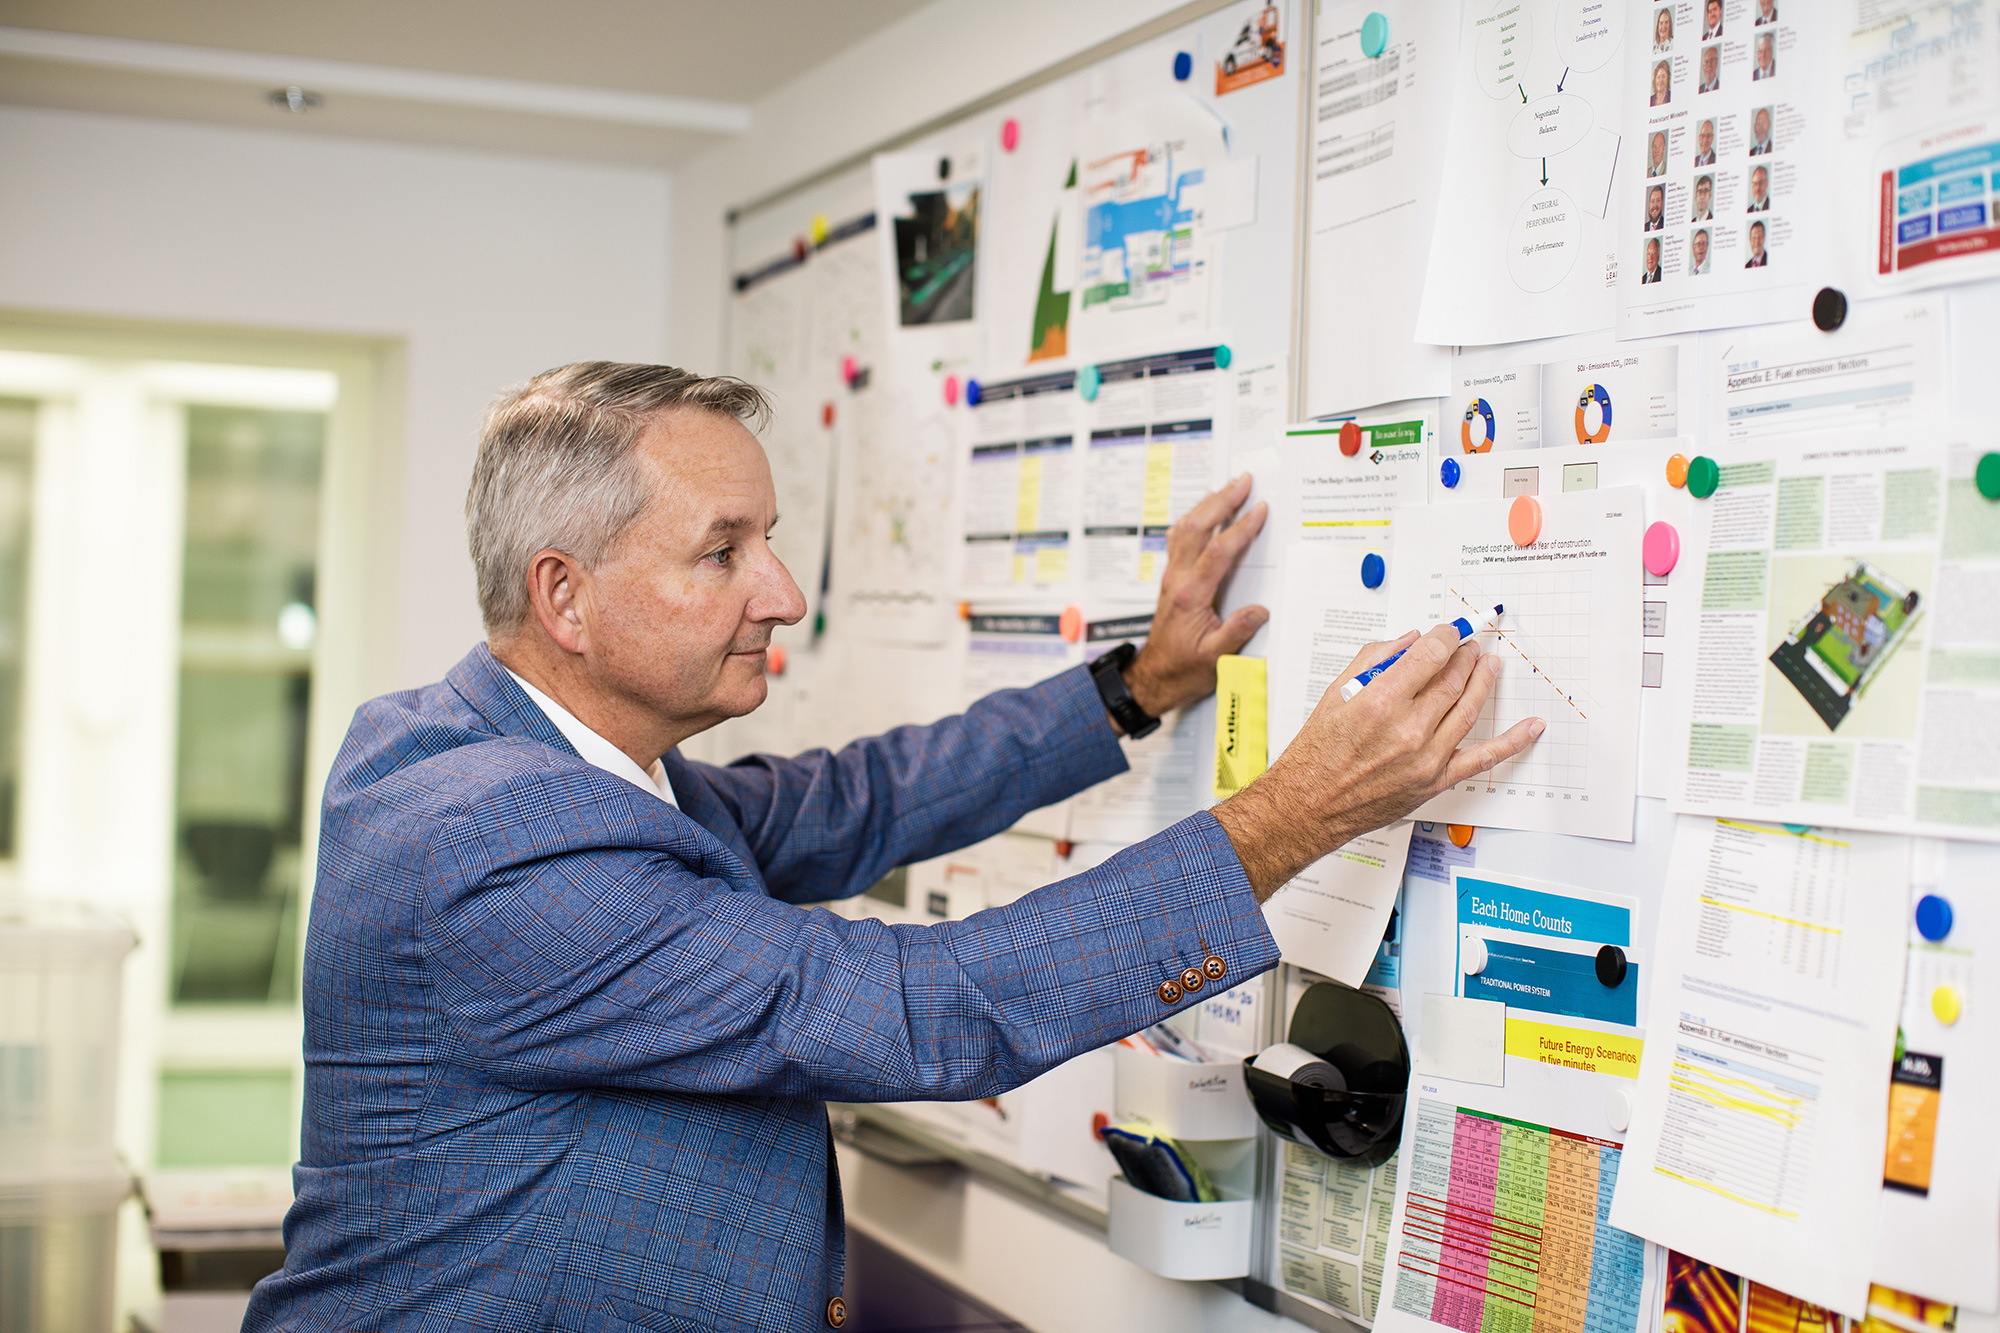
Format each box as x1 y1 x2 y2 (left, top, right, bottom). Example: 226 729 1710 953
1641 0 1784 285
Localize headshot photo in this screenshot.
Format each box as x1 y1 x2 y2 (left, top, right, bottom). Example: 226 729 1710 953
1690 227 1712 274
1692 174 1715 222
1754 32 1777 79
1645 185 1666 230
1699 44 1721 93
1745 220 1769 266
1703 0 1724 38
1694 118 1717 166
1748 164 1771 211
1654 6 1675 51
1756 0 1778 23
1749 106 1774 155
1649 130 1670 177
1642 236 1664 283
1651 59 1672 106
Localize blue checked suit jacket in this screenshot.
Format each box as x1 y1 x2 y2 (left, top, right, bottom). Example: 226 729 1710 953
244 643 1278 1332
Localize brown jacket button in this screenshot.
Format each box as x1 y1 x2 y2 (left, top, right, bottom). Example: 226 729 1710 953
827 1296 847 1327
1179 966 1205 993
1203 954 1227 981
1157 979 1182 1005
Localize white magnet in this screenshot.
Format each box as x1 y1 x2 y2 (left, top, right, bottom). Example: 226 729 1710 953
1460 935 1488 976
1606 1088 1632 1133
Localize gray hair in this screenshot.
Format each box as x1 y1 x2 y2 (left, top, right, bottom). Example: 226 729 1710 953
466 361 769 634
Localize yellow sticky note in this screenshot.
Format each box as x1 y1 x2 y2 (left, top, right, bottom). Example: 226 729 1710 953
1214 655 1268 799
1503 1018 1644 1079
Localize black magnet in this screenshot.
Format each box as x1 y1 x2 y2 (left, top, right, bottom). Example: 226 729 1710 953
1812 287 1848 332
938 157 951 181
1595 944 1628 988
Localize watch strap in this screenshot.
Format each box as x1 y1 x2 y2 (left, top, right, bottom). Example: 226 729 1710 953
1089 641 1161 740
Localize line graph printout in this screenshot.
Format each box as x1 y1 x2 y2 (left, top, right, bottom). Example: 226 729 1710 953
1610 817 1909 1317
1390 489 1643 841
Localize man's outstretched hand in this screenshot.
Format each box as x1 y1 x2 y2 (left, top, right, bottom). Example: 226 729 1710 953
1213 622 1545 901
1122 474 1269 721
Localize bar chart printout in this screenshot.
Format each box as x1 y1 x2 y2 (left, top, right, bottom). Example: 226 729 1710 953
1392 1100 1645 1333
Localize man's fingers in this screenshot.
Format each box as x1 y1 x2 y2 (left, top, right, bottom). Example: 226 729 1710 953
1203 604 1270 658
1192 501 1269 583
1337 631 1417 687
1440 717 1546 790
1413 640 1484 726
1430 651 1502 751
1168 474 1253 560
1376 622 1470 699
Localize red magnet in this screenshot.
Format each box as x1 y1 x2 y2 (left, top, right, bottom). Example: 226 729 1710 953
1509 494 1543 547
1059 605 1084 642
821 401 835 428
1643 521 1680 577
1339 421 1363 456
1000 118 1020 152
791 237 808 262
943 374 960 406
765 644 787 675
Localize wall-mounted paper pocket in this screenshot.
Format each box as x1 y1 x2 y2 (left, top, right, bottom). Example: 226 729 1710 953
1414 994 1506 1087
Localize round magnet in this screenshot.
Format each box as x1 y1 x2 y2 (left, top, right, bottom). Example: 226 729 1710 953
841 354 859 384
1173 50 1193 81
1000 118 1020 152
1360 11 1390 57
766 644 787 676
1509 494 1543 546
966 379 983 407
1783 824 1811 834
1643 521 1681 577
1605 1088 1633 1134
791 237 808 262
1441 457 1462 489
1214 344 1233 369
810 214 829 246
1595 944 1629 988
1666 453 1690 488
1978 451 2000 501
957 601 972 621
1079 365 1101 401
1686 454 1721 498
821 401 835 428
1915 893 1954 942
1461 935 1488 976
937 156 951 181
1059 605 1084 642
1339 421 1363 456
1813 286 1849 332
1932 984 1962 1026
1447 824 1475 848
1360 552 1386 589
943 374 959 406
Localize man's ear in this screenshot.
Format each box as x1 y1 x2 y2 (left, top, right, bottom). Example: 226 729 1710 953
526 549 588 655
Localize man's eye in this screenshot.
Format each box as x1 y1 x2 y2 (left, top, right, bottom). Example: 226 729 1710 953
709 546 734 566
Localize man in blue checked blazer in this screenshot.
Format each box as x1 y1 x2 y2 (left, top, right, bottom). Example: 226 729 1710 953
246 364 1539 1332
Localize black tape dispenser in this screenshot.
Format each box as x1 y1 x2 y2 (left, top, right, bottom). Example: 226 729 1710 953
1243 981 1409 1166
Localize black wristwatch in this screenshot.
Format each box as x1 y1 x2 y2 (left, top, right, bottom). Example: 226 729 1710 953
1089 642 1160 739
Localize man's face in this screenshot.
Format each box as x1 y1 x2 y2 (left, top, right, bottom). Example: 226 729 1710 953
1754 109 1772 140
1647 240 1661 269
1648 190 1664 221
1750 224 1766 253
1758 37 1773 67
1760 0 1775 14
1693 231 1711 264
1702 47 1719 79
1652 135 1667 167
1699 121 1715 155
1753 168 1769 197
1695 179 1713 212
1706 0 1721 26
576 411 806 733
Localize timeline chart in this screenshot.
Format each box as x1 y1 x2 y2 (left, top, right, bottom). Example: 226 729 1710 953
1392 1101 1645 1333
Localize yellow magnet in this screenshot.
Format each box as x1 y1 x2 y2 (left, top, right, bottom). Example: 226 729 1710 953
1931 984 1962 1026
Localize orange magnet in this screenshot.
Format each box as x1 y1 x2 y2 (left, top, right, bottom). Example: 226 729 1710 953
1339 421 1363 456
1447 824 1475 848
821 401 835 428
1665 453 1689 488
1508 494 1543 547
1059 605 1085 642
957 601 972 621
766 644 787 675
1056 839 1075 860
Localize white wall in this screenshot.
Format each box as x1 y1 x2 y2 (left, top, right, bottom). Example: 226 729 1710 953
0 103 672 687
667 0 1203 374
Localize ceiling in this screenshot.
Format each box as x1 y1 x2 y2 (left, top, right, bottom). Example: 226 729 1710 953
0 0 934 165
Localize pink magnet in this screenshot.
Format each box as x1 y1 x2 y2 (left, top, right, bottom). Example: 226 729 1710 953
943 374 960 406
841 354 858 384
1508 494 1543 547
1059 605 1084 642
1000 118 1020 152
1643 521 1680 577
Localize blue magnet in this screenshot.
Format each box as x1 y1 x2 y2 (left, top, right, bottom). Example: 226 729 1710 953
1079 365 1101 401
966 379 983 407
1360 552 1386 588
1173 51 1193 81
1440 457 1462 488
1915 893 1954 942
1213 343 1233 369
1360 12 1390 58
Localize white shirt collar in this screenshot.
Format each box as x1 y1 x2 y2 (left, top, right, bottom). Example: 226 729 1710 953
504 667 678 808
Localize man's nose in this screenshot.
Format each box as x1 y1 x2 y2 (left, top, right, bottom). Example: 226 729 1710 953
753 548 807 627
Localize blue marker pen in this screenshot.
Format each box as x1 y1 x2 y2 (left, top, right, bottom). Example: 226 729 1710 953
1340 607 1500 702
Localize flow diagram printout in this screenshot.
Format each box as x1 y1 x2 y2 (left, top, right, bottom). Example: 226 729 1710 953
1670 428 2000 842
1388 488 1644 840
1610 816 1909 1319
1416 0 1629 345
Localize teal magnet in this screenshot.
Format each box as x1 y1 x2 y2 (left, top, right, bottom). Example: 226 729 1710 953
1361 12 1390 58
1079 365 1101 401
